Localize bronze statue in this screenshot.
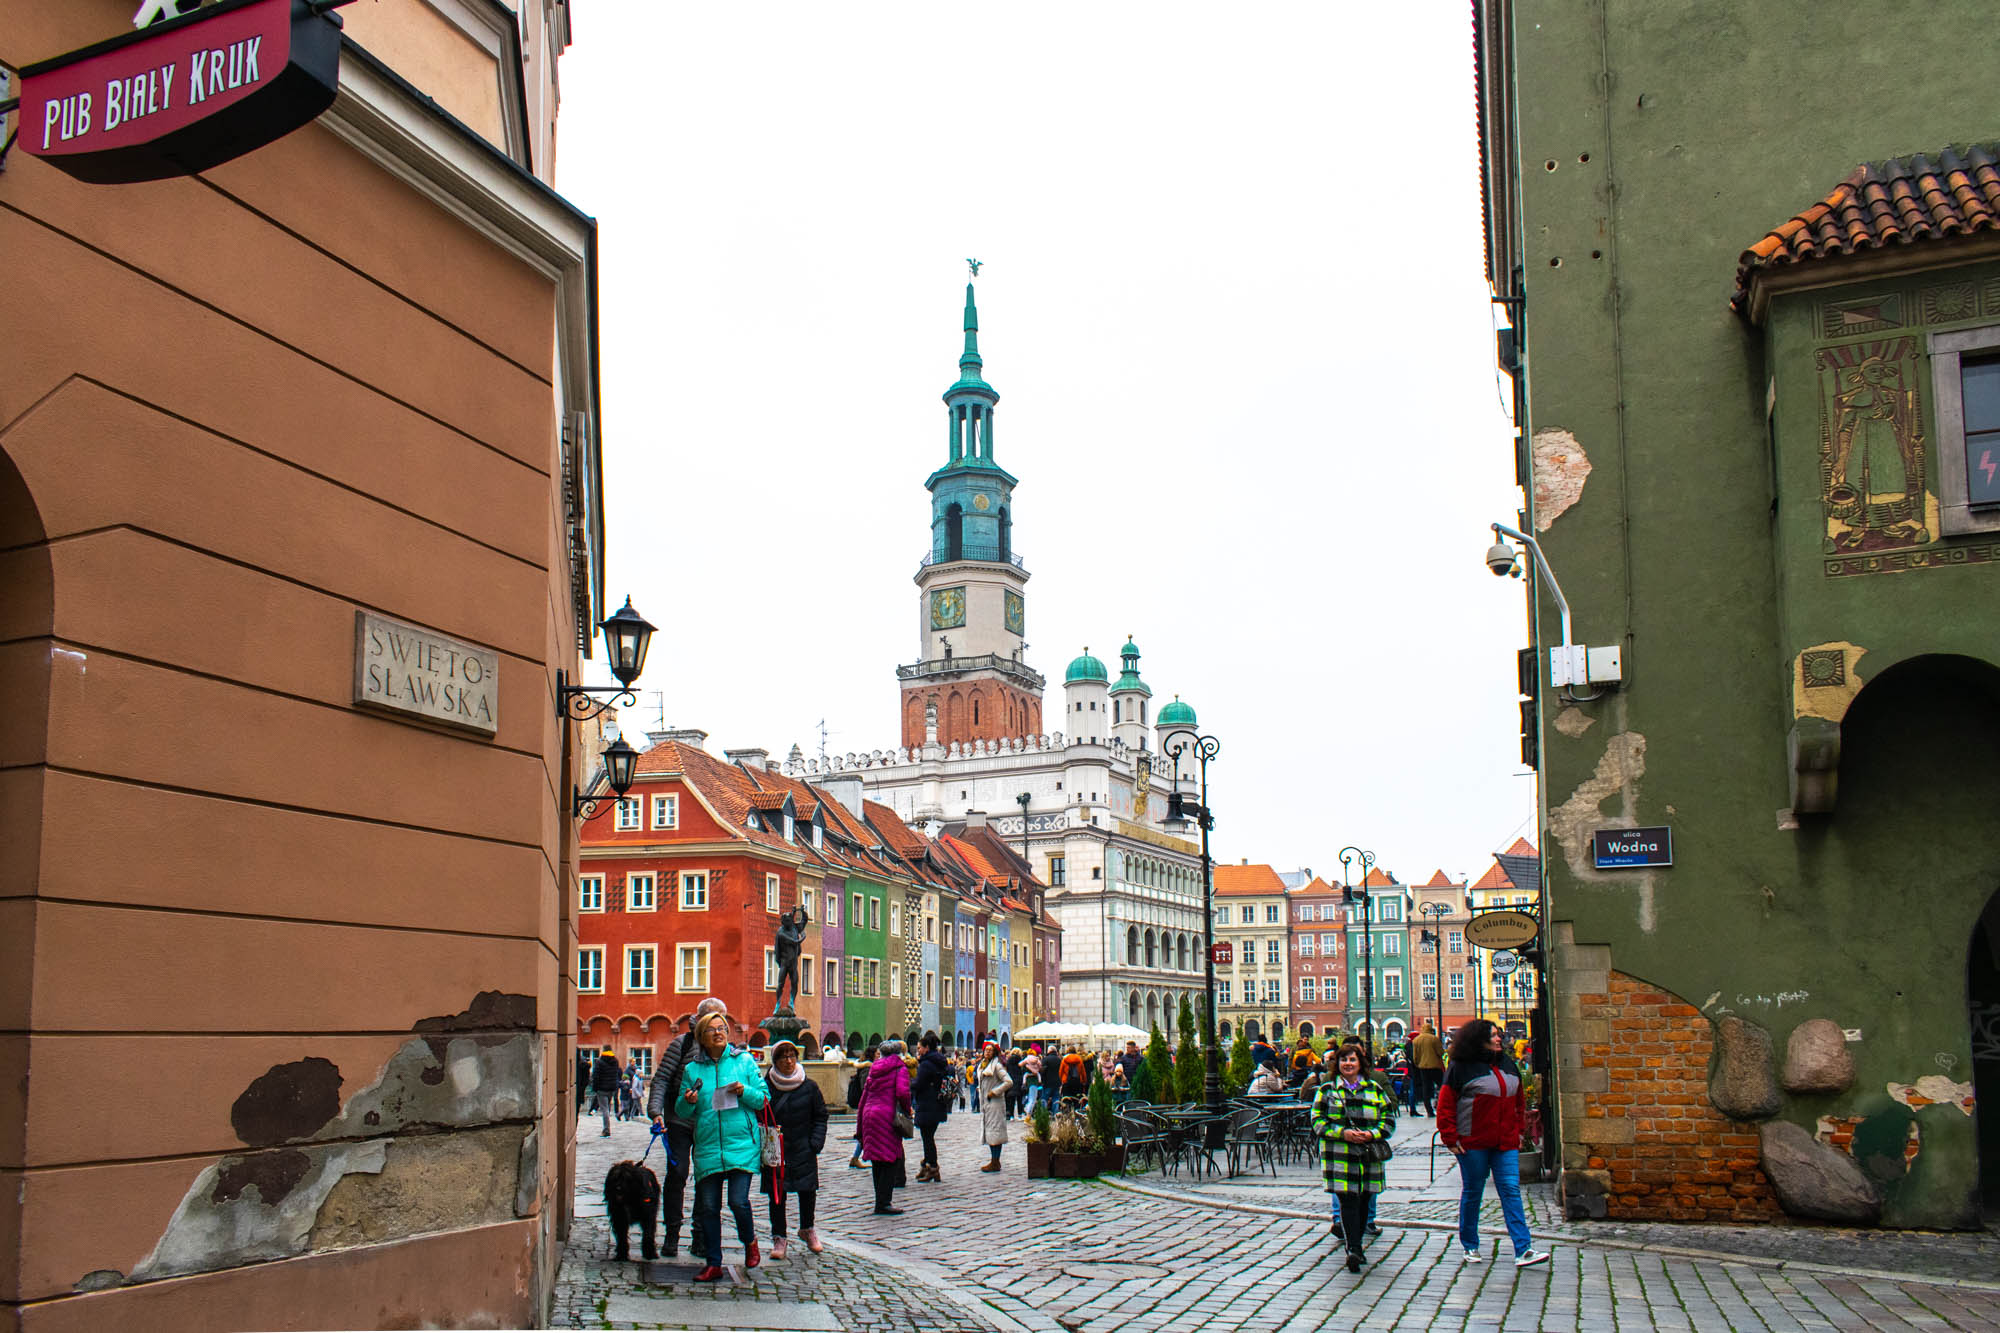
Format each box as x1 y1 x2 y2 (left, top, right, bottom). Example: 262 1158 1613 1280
773 906 808 1013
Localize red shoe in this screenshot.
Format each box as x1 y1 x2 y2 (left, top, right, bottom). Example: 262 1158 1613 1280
745 1241 761 1270
692 1265 727 1283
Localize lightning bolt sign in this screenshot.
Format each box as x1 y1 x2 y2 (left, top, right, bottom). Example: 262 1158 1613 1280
1982 449 1997 488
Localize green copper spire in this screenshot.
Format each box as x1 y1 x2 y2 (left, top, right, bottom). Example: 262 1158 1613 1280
961 282 983 376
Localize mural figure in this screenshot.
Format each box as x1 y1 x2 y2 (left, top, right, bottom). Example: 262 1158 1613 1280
1821 342 1929 551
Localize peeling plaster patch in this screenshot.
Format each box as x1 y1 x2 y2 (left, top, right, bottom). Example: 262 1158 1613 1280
1548 731 1648 875
1553 706 1595 738
306 1126 523 1251
231 1058 341 1147
331 1033 538 1136
131 1139 388 1281
74 1270 123 1293
1532 428 1592 531
1888 1075 1976 1116
1793 641 1868 723
211 1149 310 1205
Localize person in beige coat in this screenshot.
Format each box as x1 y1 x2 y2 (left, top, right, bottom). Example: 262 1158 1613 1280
976 1040 1011 1172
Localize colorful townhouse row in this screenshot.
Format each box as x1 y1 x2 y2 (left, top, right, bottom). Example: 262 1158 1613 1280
1212 840 1543 1049
575 729 1062 1072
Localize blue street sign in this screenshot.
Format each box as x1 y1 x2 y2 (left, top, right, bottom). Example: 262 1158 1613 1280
1593 826 1672 869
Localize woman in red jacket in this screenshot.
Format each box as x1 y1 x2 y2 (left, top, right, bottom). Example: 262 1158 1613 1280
1437 1019 1549 1269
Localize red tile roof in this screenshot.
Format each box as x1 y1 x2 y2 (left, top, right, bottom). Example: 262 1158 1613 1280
1471 860 1514 891
1497 837 1537 859
1288 876 1340 897
1422 869 1456 888
1734 145 2000 315
1213 863 1287 896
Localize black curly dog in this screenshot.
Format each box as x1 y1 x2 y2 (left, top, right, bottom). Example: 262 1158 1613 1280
604 1160 660 1261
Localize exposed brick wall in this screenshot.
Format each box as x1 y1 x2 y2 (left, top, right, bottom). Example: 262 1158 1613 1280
1562 970 1780 1223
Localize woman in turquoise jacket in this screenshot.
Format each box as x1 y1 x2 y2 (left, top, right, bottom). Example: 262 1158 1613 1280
675 1011 769 1281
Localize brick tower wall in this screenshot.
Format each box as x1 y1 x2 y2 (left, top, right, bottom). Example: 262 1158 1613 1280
1556 963 1781 1223
900 681 1044 749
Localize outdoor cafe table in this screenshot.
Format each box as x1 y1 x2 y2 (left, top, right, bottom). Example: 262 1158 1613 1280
1156 1107 1231 1176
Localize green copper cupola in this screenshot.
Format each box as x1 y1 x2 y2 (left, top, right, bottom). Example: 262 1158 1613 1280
928 273 1019 566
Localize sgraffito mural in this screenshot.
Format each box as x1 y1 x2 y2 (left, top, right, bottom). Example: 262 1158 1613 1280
1818 337 1934 558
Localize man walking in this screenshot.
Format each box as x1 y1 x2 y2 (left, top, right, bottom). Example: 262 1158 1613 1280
589 1047 623 1136
648 996 731 1257
1411 1020 1445 1116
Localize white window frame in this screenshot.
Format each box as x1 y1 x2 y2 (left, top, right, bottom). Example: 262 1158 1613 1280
1263 978 1280 1004
801 954 815 996
766 873 781 913
1450 972 1465 1000
926 971 937 1002
628 872 657 913
826 893 838 927
651 793 678 830
1265 903 1280 923
1239 905 1254 924
869 897 882 931
578 874 604 913
626 944 658 993
614 797 642 830
678 871 707 911
1218 979 1232 1006
1422 972 1438 1001
672 943 705 992
890 902 903 936
1327 976 1339 1003
891 962 902 996
1319 932 1337 953
1384 971 1403 1000
1266 939 1281 966
825 958 840 997
1382 933 1400 956
577 946 604 993
1930 324 2000 535
628 1047 653 1078
852 893 864 928
764 947 778 990
1300 975 1316 1004
1448 930 1463 954
801 886 815 920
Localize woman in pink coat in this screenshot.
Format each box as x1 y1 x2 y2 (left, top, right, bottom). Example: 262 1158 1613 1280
857 1038 912 1216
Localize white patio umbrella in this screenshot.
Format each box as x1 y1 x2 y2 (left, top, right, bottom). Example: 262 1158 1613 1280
1083 1022 1152 1045
1015 1021 1089 1041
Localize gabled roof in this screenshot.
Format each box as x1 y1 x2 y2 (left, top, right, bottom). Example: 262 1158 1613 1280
1495 838 1539 898
1214 863 1287 896
1288 875 1340 897
1733 144 2000 318
1471 860 1515 891
1421 869 1457 888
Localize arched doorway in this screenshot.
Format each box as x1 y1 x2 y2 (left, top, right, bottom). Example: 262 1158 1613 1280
1385 1020 1406 1044
1218 1021 1232 1043
1973 890 2000 1214
1299 1021 1316 1039
1244 1019 1261 1042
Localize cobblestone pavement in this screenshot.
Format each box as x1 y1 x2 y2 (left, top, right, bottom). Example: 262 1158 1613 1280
552 1099 2000 1331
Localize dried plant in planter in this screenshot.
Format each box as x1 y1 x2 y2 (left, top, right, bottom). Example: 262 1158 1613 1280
1049 1109 1091 1153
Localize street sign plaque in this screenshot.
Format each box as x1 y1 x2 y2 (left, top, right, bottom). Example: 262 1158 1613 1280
1465 909 1538 951
1593 826 1672 869
1209 942 1232 965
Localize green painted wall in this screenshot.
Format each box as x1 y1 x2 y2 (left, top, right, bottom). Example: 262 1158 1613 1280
840 873 890 1045
1511 1 2000 1228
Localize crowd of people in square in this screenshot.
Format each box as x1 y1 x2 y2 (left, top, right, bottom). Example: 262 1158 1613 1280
582 1002 1546 1283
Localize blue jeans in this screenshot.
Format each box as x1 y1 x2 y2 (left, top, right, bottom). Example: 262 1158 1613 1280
1022 1085 1041 1116
693 1170 754 1266
1457 1148 1531 1257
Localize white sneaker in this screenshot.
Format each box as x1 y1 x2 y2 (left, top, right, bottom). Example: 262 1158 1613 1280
1462 1249 1483 1263
1515 1250 1551 1269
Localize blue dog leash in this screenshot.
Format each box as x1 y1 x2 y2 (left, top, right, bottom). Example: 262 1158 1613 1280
644 1121 676 1171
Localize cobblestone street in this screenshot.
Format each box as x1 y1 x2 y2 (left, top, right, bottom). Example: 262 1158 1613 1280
552 1099 2000 1331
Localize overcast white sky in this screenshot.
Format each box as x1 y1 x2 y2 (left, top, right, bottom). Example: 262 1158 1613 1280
555 4 1534 886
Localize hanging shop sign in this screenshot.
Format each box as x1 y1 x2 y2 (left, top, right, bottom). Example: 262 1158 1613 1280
1592 825 1673 870
1489 950 1520 976
1464 909 1538 951
18 0 342 184
1209 942 1233 965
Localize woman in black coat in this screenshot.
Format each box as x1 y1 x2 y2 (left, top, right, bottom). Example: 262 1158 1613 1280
759 1041 829 1257
911 1033 952 1182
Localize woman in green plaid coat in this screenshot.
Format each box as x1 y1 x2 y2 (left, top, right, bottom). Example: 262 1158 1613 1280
1311 1041 1396 1272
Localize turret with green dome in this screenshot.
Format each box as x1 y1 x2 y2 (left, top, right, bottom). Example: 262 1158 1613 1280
1110 637 1152 697
1158 695 1198 728
1065 648 1109 684
925 276 1018 567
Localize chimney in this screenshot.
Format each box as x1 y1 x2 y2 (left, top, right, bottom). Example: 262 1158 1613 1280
725 747 771 769
820 773 865 816
651 728 709 751
965 810 988 830
1240 857 1248 865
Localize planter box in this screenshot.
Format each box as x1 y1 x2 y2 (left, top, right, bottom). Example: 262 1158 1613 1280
1101 1143 1126 1174
1050 1150 1102 1178
1025 1140 1052 1179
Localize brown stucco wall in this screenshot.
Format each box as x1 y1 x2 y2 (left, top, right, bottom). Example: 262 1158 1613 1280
0 4 581 1325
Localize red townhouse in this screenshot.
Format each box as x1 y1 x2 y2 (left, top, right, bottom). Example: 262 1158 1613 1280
1289 876 1347 1040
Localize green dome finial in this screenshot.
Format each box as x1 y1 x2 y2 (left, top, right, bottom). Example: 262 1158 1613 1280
1111 635 1151 696
1158 695 1197 727
1065 647 1109 684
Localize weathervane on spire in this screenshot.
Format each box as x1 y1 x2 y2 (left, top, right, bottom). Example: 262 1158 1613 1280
966 258 982 279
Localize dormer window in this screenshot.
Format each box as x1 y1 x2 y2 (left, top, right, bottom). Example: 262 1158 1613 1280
783 812 795 842
813 821 824 850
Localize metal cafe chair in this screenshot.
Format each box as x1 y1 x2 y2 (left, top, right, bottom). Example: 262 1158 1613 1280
1115 1109 1171 1176
1224 1106 1278 1178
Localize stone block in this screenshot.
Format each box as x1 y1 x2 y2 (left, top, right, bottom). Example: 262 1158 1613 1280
1759 1119 1880 1224
1708 1016 1781 1121
1781 1018 1854 1095
1558 942 1611 972
1578 1115 1635 1145
1568 1018 1610 1045
1555 1042 1584 1069
1569 1065 1608 1092
1559 969 1610 997
309 1125 524 1248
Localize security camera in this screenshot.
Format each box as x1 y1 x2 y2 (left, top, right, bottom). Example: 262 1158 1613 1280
1485 541 1519 577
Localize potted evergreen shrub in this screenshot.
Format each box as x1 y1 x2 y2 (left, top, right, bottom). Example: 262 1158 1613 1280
1088 1077 1122 1173
1025 1101 1054 1178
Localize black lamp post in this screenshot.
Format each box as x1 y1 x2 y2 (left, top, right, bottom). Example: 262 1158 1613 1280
1420 900 1452 1038
555 597 657 722
574 734 639 818
1164 728 1222 1110
1339 846 1376 1052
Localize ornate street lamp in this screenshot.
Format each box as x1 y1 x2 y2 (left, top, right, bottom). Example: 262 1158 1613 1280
1340 846 1376 1052
574 734 639 818
555 597 657 722
1164 727 1222 1111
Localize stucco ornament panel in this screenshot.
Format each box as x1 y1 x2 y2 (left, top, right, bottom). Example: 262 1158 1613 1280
1792 641 1868 723
131 1140 390 1281
1532 428 1592 531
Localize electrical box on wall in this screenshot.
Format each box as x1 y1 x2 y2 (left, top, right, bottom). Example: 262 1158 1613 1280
1550 645 1625 688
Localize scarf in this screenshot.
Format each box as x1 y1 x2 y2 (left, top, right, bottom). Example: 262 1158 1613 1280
766 1063 806 1091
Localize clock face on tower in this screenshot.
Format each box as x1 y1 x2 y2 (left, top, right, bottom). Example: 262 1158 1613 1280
1004 590 1024 635
930 586 967 630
